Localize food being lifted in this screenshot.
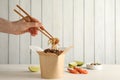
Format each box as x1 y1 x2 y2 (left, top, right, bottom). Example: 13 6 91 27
44 37 63 55
48 38 59 49
41 37 62 56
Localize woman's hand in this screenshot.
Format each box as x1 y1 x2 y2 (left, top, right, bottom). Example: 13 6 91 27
11 16 42 36
0 17 42 36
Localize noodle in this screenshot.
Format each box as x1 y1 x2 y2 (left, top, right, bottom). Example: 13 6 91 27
48 38 59 49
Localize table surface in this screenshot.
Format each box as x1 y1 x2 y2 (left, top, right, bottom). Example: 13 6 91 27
0 64 120 80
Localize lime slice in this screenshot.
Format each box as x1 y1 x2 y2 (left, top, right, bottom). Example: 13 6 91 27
75 61 84 66
68 62 77 68
28 66 40 72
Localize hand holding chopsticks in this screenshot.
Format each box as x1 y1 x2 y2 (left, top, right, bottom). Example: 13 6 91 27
14 5 60 49
14 5 54 39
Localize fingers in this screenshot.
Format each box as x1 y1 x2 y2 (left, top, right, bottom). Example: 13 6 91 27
29 28 38 36
23 21 41 36
21 16 43 36
23 16 43 30
26 22 41 29
21 28 38 36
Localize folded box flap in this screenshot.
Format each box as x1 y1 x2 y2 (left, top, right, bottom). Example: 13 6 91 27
62 46 73 54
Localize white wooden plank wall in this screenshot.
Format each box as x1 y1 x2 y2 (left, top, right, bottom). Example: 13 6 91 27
105 0 116 64
8 0 20 64
74 0 84 61
116 0 120 64
84 0 94 63
0 0 119 64
95 0 105 63
0 0 9 64
63 0 74 64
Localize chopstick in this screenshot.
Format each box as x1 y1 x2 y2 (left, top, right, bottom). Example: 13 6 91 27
16 5 31 19
14 5 53 39
14 9 28 21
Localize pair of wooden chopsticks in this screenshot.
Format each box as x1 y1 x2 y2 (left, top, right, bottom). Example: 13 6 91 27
14 5 53 39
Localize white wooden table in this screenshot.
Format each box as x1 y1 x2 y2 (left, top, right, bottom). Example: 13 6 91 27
0 64 120 80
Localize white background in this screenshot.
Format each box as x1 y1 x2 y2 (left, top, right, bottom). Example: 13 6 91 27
0 0 120 64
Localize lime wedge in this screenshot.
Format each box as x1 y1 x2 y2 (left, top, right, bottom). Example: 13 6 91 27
75 61 84 66
28 66 40 72
68 62 77 68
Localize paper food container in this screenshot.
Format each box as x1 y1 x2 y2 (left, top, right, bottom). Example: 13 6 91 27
37 46 72 79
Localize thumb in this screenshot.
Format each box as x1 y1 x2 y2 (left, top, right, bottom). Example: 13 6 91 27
26 22 40 29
